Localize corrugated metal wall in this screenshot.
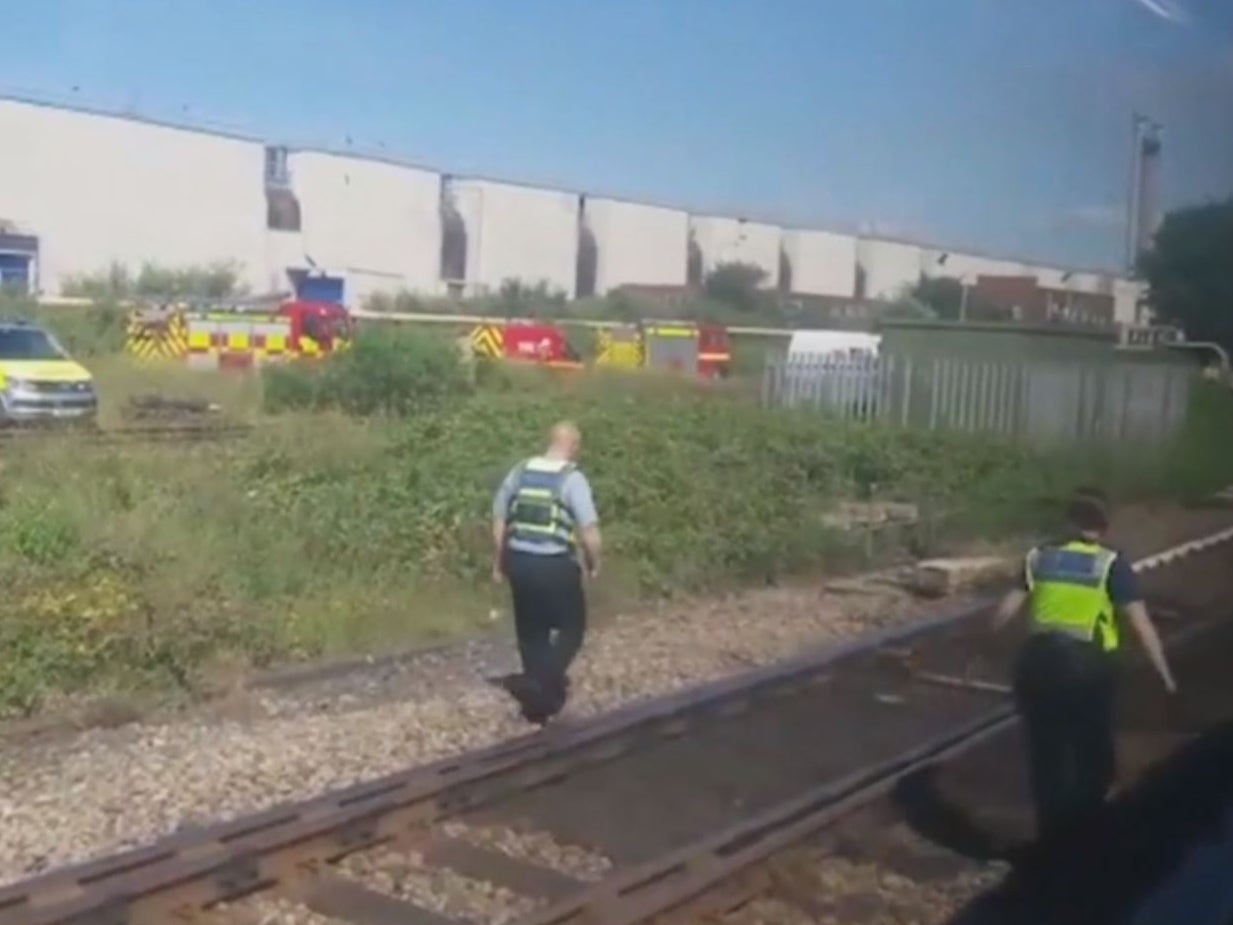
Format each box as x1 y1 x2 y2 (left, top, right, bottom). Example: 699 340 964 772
0 96 1141 307
689 216 781 288
585 197 689 293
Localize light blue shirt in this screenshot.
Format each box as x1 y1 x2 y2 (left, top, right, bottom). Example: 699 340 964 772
493 458 598 555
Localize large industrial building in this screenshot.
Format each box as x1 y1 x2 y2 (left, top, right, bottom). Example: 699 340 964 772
0 94 1144 323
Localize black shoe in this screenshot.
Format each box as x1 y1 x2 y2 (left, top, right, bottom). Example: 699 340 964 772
521 703 552 726
506 674 553 725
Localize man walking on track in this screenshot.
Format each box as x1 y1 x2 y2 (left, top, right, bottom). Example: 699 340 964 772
492 421 601 725
990 488 1177 843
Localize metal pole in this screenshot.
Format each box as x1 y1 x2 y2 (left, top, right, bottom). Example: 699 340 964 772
1126 113 1144 273
1136 120 1162 260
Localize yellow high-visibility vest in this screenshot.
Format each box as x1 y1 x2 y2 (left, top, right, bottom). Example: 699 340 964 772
506 457 577 549
1025 540 1120 652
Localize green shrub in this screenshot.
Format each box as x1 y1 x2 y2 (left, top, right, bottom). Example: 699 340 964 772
0 340 1229 715
3 500 79 565
704 262 770 314
45 303 130 357
355 285 892 331
262 327 472 416
1160 380 1233 502
0 297 128 357
60 260 247 301
246 387 1183 593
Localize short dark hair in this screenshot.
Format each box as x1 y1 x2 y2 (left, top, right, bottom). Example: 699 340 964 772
1073 485 1110 507
1068 495 1109 533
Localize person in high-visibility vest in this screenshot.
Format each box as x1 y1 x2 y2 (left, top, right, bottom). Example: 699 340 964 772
491 421 601 725
990 489 1176 842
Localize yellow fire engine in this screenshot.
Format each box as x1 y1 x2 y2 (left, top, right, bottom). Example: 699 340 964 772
125 296 353 369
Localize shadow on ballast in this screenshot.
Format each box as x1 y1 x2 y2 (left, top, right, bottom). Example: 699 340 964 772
903 718 1233 925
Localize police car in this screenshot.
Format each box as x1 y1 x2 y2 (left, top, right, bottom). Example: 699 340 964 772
0 321 98 424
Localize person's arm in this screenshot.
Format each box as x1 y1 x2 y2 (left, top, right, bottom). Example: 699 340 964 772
1122 601 1176 693
989 557 1031 632
1108 555 1176 692
491 468 517 581
991 588 1028 632
564 472 601 578
579 524 602 578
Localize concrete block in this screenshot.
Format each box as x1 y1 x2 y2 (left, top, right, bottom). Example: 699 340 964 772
911 556 1016 597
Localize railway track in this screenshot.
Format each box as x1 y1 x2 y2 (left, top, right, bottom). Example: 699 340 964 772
1 519 1231 925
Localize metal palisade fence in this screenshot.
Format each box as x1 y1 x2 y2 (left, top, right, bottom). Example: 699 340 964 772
762 352 1194 444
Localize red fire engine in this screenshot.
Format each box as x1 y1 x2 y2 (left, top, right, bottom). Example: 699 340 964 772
126 296 353 368
467 322 585 370
468 319 732 378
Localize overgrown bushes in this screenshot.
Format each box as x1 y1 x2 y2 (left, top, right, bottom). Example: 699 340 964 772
263 327 472 415
0 296 130 357
362 263 896 330
60 260 247 301
0 328 1230 714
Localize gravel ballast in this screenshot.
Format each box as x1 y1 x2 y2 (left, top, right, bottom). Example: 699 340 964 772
0 567 977 886
724 832 1007 925
0 501 1226 890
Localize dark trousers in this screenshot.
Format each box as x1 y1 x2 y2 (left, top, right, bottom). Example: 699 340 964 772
504 549 587 720
1012 632 1117 843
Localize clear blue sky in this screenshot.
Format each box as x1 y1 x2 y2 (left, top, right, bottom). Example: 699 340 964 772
2 0 1231 271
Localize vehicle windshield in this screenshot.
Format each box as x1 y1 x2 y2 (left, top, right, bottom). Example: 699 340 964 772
0 328 68 361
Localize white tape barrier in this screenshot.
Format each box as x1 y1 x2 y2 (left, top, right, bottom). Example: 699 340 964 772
1133 523 1233 574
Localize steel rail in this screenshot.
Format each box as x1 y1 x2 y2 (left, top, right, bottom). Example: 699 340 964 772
0 520 1230 925
0 600 994 925
515 636 1218 925
513 706 1018 925
511 574 1233 925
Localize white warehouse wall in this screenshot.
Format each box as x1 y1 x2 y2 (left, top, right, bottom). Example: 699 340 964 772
921 249 1027 282
0 97 1145 316
0 98 267 295
584 197 687 292
1113 279 1145 325
1029 265 1067 289
690 216 780 288
1031 265 1115 296
263 231 306 295
1068 271 1110 295
856 238 924 299
782 229 857 298
452 179 577 295
289 151 441 303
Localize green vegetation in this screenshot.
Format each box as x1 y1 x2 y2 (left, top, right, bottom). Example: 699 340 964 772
60 260 248 302
903 276 1003 322
364 262 885 332
0 261 250 361
263 326 472 416
361 261 966 333
0 324 1230 717
1139 197 1233 353
0 296 131 357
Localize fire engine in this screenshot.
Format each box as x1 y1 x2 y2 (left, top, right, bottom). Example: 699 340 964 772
125 296 353 369
467 319 732 378
467 322 585 370
594 321 732 379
